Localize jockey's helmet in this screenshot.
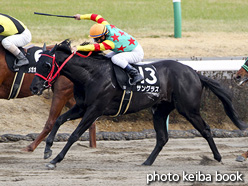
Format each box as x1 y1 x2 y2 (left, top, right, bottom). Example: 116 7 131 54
89 24 109 38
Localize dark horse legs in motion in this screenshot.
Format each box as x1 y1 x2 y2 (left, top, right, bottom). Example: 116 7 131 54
0 44 95 152
31 40 247 169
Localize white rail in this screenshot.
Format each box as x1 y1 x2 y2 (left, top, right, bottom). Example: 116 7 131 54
178 60 245 71
143 59 245 71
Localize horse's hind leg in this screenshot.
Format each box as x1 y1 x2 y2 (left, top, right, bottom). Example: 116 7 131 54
143 103 174 166
181 112 221 162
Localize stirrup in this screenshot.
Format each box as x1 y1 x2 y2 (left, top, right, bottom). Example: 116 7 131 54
129 75 144 85
14 60 29 68
13 60 20 71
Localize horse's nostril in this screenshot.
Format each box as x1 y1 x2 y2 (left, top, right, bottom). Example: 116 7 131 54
31 86 38 94
234 75 240 80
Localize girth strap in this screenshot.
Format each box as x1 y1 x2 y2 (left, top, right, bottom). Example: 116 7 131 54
8 68 25 99
110 90 133 117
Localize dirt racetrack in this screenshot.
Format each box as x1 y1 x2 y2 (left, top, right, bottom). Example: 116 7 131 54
0 138 248 186
1 32 248 185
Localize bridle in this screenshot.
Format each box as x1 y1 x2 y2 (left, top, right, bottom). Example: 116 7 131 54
242 58 248 72
234 57 248 86
35 51 92 88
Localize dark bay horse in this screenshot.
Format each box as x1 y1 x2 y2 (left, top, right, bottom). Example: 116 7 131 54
0 43 95 152
30 40 247 169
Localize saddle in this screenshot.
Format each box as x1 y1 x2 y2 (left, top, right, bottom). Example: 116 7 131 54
5 46 42 73
4 46 42 99
111 63 160 117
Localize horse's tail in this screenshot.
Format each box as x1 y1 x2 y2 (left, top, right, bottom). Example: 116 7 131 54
197 73 248 130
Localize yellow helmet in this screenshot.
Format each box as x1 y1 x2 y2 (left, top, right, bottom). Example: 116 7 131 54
89 24 109 38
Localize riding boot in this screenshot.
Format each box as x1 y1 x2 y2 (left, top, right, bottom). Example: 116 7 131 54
124 64 144 85
14 52 29 68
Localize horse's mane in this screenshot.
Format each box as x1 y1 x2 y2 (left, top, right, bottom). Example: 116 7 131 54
57 39 107 60
57 39 72 54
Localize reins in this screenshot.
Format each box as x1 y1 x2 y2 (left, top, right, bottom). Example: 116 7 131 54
35 51 92 88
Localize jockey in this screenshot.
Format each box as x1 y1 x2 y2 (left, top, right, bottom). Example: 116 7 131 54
0 13 32 69
72 13 144 85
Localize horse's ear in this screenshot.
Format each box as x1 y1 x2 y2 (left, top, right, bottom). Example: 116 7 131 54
49 44 58 55
42 43 46 51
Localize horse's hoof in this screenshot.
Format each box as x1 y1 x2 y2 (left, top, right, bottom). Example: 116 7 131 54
142 161 151 166
236 155 246 162
44 149 52 159
21 146 34 152
46 163 56 170
214 155 222 162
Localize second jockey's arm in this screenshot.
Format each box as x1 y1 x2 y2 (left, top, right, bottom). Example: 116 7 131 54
76 14 110 25
73 13 112 53
76 40 115 52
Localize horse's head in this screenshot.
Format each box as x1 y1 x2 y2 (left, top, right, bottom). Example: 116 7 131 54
30 43 59 95
234 58 248 86
30 39 104 95
31 39 73 95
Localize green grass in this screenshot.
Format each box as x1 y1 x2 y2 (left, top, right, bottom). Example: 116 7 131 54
1 0 248 43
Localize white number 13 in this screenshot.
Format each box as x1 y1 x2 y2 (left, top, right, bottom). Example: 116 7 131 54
138 67 157 85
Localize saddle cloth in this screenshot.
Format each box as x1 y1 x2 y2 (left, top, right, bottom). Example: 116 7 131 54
5 46 42 73
4 46 42 99
111 63 160 117
113 63 160 93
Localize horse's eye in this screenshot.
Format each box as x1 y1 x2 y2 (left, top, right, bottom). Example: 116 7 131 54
44 62 52 69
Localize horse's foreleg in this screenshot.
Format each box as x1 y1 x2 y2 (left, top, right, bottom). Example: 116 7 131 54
23 94 72 152
47 108 100 169
23 118 56 152
44 104 84 159
143 105 170 166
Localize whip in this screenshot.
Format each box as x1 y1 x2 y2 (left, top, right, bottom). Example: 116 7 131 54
34 12 75 18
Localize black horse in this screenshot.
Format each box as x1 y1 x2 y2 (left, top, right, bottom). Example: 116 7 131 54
30 40 247 169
